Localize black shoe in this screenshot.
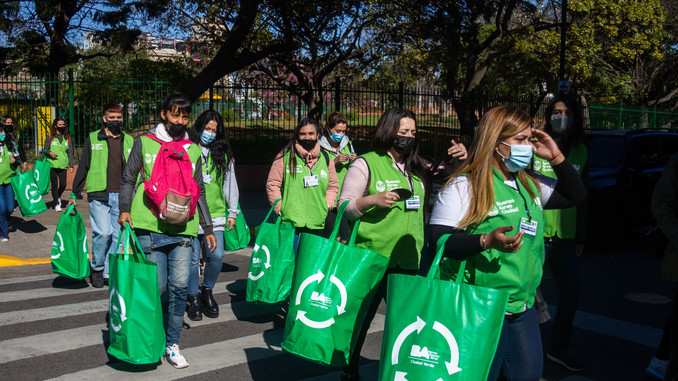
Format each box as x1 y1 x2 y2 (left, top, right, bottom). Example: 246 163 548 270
186 294 203 321
91 270 104 288
340 371 362 381
103 277 109 286
200 286 219 318
547 350 585 372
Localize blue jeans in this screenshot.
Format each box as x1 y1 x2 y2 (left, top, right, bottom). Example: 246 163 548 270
488 307 543 381
89 193 120 276
189 233 224 294
545 240 580 352
136 230 192 347
0 184 13 239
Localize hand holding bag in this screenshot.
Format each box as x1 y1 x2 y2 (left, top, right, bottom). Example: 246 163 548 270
107 224 166 364
282 201 390 367
378 234 509 381
246 199 296 304
223 203 251 251
51 203 89 279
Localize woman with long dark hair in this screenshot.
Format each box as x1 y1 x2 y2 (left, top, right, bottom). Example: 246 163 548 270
429 106 586 381
185 110 240 321
337 107 429 381
43 117 73 211
0 119 20 241
266 117 338 240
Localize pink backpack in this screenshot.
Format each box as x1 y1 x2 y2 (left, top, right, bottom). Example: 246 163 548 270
144 135 200 225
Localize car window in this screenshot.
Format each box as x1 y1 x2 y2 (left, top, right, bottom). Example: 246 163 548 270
587 135 626 168
626 136 661 169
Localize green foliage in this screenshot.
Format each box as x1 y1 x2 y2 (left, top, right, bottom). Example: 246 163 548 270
221 109 239 122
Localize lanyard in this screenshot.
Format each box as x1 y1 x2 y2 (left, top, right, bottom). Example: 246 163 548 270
394 161 414 192
510 176 532 221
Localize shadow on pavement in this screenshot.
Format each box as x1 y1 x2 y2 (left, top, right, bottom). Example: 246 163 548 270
51 276 89 289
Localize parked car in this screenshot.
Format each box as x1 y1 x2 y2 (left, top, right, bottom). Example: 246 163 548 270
585 129 678 249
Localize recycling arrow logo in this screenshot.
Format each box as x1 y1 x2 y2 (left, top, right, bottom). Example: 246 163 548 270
248 243 271 281
391 316 462 380
25 184 40 204
294 270 347 329
109 287 127 332
34 170 40 181
51 232 65 259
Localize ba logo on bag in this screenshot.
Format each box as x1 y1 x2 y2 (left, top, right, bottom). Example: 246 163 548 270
294 270 347 329
390 316 462 378
109 287 128 333
248 243 271 281
25 184 40 203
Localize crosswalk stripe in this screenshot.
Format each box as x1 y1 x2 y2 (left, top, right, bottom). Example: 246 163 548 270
0 299 285 364
45 314 385 381
0 280 241 326
0 274 58 286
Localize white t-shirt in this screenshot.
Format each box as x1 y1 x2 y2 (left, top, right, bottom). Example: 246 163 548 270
430 172 557 228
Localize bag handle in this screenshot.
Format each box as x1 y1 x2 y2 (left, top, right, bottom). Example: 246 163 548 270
63 203 77 216
113 223 146 262
264 198 281 224
328 200 350 241
428 233 466 286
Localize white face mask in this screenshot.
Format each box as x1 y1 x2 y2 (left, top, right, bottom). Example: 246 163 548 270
551 114 573 134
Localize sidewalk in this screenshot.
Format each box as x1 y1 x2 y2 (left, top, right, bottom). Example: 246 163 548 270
0 189 270 266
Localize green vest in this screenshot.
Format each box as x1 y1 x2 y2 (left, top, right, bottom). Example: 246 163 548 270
202 151 226 218
48 135 69 169
534 144 587 239
86 131 134 193
355 152 425 270
323 142 353 188
443 168 545 313
281 150 330 229
130 136 202 236
0 145 16 185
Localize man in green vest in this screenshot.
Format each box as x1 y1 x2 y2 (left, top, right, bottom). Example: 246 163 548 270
70 103 134 288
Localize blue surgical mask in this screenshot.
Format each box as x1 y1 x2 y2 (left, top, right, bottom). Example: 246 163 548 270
0 133 5 142
330 132 344 143
551 114 573 134
200 131 216 145
497 142 533 172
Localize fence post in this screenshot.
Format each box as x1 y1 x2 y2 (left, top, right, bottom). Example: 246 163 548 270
209 86 213 110
398 82 404 108
297 93 302 123
68 69 75 138
335 77 341 112
618 102 623 129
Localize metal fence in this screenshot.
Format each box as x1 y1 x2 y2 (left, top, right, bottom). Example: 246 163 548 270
3 72 678 165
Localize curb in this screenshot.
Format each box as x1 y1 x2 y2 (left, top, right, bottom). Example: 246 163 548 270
0 255 52 267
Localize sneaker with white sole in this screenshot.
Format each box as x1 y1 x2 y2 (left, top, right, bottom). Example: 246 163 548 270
547 350 585 372
165 344 189 369
54 199 62 212
0 237 8 242
646 356 668 380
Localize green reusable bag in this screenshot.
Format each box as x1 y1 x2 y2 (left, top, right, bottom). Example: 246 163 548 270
378 234 509 381
246 199 296 304
107 224 166 364
10 168 47 217
282 201 390 367
51 204 90 279
32 158 51 195
224 203 251 251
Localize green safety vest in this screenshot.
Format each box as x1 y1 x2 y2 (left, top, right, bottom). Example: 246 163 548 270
86 131 134 193
323 142 353 188
0 145 16 185
355 151 425 270
280 150 331 230
534 144 587 239
47 135 69 169
130 136 202 236
442 168 545 313
201 151 226 219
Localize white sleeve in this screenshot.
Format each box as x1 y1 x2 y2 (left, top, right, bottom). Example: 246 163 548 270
429 176 471 228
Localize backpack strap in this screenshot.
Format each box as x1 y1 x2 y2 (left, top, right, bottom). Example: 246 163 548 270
321 150 330 167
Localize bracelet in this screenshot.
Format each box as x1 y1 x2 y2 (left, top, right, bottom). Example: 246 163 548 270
481 234 487 250
549 152 563 161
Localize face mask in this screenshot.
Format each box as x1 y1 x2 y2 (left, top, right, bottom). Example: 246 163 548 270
107 120 123 134
5 124 13 133
393 135 415 155
330 132 344 143
298 139 317 151
0 133 5 142
57 127 65 134
166 121 187 139
201 131 216 145
551 114 573 134
497 142 533 172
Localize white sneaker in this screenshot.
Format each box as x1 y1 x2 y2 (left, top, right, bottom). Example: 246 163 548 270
165 344 189 369
54 199 62 212
0 237 8 242
646 356 668 380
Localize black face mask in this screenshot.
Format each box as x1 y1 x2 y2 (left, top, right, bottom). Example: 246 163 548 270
107 120 123 134
298 139 317 151
166 121 187 139
57 127 66 134
5 124 13 133
393 135 415 155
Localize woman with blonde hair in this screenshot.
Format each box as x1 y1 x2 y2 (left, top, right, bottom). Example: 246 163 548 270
429 105 586 381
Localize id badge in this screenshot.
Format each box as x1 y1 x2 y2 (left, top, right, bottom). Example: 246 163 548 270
304 174 319 187
519 217 538 237
202 173 212 185
405 195 421 210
